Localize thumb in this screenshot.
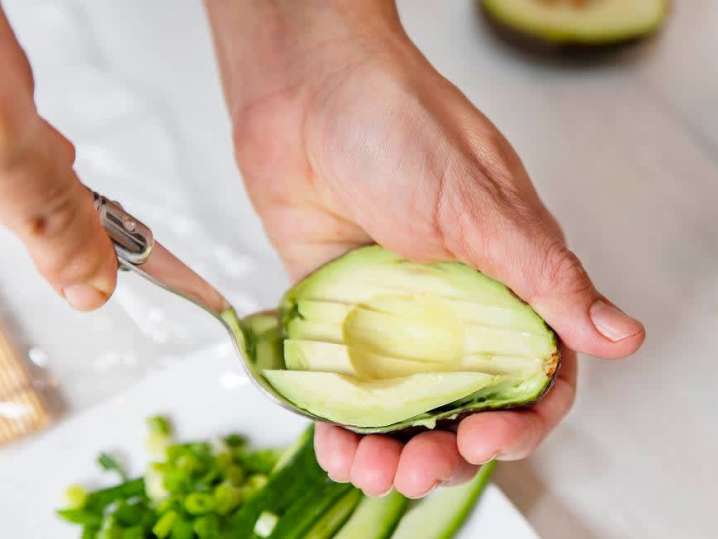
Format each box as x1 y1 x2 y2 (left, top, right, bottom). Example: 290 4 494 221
0 119 117 310
458 218 645 359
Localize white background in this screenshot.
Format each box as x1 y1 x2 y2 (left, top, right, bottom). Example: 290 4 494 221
0 1 716 538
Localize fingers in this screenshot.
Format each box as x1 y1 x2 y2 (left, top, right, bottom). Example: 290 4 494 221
458 347 577 463
314 423 359 482
0 118 116 310
315 424 477 499
394 431 476 498
350 435 402 496
441 172 645 359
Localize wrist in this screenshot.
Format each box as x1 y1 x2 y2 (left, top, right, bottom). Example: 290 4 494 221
204 0 408 115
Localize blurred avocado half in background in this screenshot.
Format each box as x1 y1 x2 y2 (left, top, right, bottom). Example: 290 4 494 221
482 0 669 50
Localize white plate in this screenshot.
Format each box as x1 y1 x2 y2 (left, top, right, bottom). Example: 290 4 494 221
0 343 539 539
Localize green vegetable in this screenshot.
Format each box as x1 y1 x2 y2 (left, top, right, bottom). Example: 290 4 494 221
335 490 408 539
254 511 280 537
63 484 88 510
147 415 173 436
228 426 328 536
58 415 496 539
251 245 558 433
152 510 177 538
184 492 215 515
235 448 284 475
85 478 146 513
97 452 129 481
266 482 355 539
193 514 221 538
214 481 243 515
482 0 668 46
304 488 363 539
390 461 496 539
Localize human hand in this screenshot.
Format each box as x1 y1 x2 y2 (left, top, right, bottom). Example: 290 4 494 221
206 0 645 497
0 8 116 310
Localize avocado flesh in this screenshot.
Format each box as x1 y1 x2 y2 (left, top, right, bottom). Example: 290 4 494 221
483 0 668 45
263 371 499 428
263 246 558 433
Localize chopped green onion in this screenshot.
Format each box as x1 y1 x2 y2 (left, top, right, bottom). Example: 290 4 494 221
97 452 129 481
254 511 279 538
152 510 177 538
170 516 194 539
144 462 169 502
56 508 102 526
214 481 243 515
223 433 247 448
183 492 215 515
63 484 88 510
226 465 245 486
120 526 145 539
235 448 283 475
146 431 172 459
147 415 173 436
247 474 268 492
193 514 221 538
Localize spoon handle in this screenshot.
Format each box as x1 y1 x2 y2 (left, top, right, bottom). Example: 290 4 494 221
92 192 231 319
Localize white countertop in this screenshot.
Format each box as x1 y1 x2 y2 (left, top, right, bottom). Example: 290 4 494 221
1 1 716 538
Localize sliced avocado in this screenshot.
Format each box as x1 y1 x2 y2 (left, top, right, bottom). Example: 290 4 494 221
335 491 408 539
482 0 669 46
265 245 558 433
390 461 496 539
262 371 499 428
285 340 543 378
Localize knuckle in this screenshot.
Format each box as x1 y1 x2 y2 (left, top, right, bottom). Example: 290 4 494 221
536 240 593 298
25 183 80 241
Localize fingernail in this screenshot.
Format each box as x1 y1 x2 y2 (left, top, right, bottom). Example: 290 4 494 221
327 473 349 484
63 284 107 311
377 487 394 498
478 451 500 465
590 300 643 342
407 482 439 499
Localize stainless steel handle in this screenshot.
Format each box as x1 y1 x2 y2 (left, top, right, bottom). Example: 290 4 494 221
93 192 230 318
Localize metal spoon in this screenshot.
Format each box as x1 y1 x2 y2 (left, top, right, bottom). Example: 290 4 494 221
93 192 321 423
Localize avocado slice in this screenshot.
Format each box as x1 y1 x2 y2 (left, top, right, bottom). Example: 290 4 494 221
260 246 558 433
263 371 499 428
482 0 669 46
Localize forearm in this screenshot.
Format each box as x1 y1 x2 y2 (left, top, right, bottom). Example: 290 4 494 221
203 0 405 117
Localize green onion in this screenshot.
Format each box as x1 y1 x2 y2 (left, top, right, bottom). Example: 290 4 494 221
63 484 88 510
214 481 243 515
254 511 279 537
170 516 194 539
152 510 177 538
97 452 129 481
147 415 173 436
193 514 221 538
183 492 215 515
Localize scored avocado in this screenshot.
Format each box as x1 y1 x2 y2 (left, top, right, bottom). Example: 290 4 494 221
252 246 559 434
482 0 669 46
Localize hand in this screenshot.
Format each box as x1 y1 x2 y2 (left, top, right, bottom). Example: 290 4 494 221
206 0 645 497
0 8 116 310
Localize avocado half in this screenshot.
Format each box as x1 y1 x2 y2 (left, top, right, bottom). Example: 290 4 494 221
243 246 559 434
482 0 669 46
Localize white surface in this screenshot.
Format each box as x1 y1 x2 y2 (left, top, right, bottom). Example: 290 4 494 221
0 344 538 539
0 1 716 538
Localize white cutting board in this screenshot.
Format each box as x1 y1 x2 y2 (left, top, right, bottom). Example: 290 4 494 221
0 343 539 539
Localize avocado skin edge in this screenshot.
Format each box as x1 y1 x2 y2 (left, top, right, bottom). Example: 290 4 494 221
479 0 670 58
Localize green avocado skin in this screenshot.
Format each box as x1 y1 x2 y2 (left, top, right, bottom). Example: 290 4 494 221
481 0 669 47
255 245 559 434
